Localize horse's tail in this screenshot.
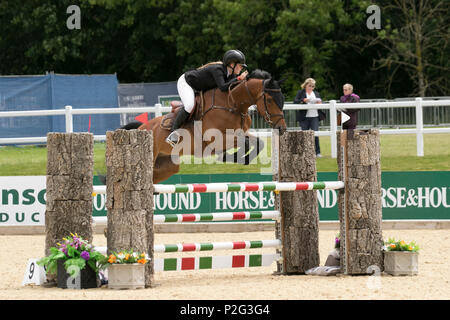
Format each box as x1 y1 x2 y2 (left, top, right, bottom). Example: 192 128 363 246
120 121 143 130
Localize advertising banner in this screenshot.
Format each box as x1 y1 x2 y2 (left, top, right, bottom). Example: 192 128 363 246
1 172 449 226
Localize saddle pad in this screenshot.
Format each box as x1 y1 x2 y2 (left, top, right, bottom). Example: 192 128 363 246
160 95 203 130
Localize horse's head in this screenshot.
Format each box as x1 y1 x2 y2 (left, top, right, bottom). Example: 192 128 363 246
247 70 287 135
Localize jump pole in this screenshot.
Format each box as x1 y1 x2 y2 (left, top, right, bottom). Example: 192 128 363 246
99 128 383 280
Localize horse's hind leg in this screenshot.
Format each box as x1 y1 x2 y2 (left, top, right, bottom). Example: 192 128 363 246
153 154 180 183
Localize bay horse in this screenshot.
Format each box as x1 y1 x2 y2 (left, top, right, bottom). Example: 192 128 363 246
121 69 287 183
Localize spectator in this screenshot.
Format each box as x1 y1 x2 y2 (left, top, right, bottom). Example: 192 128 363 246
339 83 360 129
294 78 326 157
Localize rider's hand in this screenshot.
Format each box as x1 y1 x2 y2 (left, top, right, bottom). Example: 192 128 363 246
237 71 248 80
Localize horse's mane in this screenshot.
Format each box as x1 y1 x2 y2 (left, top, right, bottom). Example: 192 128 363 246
247 69 272 80
247 69 284 110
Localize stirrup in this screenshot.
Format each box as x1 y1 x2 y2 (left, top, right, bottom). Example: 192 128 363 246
166 131 180 147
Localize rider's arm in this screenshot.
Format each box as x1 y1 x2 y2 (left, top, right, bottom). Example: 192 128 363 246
212 66 239 91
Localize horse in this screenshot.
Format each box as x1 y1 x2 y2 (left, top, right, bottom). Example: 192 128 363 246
121 69 287 183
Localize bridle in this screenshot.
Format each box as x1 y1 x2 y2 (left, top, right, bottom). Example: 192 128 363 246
227 79 285 128
260 79 285 128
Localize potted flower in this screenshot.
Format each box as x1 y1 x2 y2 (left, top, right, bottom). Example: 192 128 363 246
383 238 419 276
106 249 149 290
37 233 107 289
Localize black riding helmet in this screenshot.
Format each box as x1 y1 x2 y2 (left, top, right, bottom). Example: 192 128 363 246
223 49 248 70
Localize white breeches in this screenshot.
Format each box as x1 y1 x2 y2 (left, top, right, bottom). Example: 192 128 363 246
177 74 195 113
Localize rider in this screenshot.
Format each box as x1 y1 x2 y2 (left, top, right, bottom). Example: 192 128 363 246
166 49 249 147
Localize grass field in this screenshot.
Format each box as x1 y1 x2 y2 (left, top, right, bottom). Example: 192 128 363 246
0 133 449 176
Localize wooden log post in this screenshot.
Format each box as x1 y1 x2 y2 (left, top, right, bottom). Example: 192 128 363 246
278 131 320 274
45 133 94 256
105 129 154 287
338 129 384 275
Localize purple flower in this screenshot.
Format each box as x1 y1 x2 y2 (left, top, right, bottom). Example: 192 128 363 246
335 237 340 249
59 245 68 255
80 251 90 261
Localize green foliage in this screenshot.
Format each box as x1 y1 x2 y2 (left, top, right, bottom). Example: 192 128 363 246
371 0 450 97
64 258 87 277
384 238 420 252
107 249 149 264
0 1 448 99
37 233 107 277
37 247 66 275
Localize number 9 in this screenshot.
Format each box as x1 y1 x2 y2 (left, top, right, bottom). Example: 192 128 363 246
28 262 35 279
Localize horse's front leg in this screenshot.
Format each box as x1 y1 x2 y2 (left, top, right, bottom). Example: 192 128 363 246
241 133 265 165
217 133 264 165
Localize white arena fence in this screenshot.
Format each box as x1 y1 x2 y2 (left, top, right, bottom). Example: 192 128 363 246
1 98 450 158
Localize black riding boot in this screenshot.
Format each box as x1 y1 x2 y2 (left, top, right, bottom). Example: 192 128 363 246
166 107 190 147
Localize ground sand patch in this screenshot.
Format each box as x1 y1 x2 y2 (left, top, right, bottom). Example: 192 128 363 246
1 229 449 300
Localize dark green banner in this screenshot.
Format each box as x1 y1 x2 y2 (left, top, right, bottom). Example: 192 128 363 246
92 171 450 221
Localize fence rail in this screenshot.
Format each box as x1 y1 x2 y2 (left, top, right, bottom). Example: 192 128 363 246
1 99 450 158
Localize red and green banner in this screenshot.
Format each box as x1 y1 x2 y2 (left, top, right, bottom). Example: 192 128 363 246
1 171 449 226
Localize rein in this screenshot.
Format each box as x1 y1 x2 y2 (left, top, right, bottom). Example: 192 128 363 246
261 85 285 128
201 78 284 129
201 80 249 128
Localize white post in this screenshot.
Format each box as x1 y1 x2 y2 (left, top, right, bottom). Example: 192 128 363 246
155 103 162 118
329 100 338 158
415 98 424 157
65 105 73 133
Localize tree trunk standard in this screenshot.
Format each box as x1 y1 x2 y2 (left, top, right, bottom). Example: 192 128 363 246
105 129 154 287
278 131 320 274
45 133 94 256
338 129 384 275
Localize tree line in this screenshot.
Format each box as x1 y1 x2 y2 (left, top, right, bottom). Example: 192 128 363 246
0 0 448 101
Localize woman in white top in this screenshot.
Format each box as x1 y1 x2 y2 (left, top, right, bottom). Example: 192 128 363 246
294 78 326 157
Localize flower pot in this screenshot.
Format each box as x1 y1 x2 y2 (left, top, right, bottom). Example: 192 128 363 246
384 251 419 276
56 260 98 289
107 264 145 290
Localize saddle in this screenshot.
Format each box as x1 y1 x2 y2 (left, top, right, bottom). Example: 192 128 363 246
160 94 204 130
